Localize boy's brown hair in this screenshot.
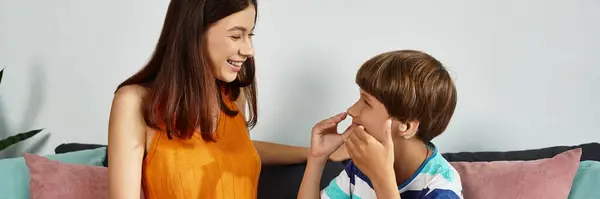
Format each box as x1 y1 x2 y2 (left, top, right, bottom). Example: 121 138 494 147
356 50 457 143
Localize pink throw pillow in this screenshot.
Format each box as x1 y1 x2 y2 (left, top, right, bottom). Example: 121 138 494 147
24 153 109 199
450 148 582 199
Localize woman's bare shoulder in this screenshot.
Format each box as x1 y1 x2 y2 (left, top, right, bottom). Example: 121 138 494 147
109 84 149 128
114 84 148 104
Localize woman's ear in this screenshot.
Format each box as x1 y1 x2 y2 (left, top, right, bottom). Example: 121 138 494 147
395 120 419 139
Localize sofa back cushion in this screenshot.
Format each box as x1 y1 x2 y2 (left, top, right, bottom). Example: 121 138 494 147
568 160 600 199
442 142 599 162
24 153 109 199
0 147 106 199
258 162 345 199
450 148 582 199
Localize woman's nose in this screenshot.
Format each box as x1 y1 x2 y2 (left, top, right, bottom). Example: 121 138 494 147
239 40 254 57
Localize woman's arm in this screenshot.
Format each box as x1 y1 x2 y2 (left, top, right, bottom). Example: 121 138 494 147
252 141 350 165
235 91 349 165
252 140 310 165
108 85 147 199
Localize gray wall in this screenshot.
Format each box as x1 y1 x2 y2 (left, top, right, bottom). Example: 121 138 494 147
1 0 598 158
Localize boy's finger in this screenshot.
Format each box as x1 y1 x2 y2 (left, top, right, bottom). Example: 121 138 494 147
382 119 393 146
353 126 370 142
348 129 360 143
341 124 357 141
345 138 356 157
313 122 335 133
315 112 344 126
324 112 347 124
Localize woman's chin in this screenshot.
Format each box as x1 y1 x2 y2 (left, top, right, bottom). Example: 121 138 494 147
215 74 237 83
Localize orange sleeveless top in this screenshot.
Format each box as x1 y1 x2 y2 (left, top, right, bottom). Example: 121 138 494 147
141 93 261 199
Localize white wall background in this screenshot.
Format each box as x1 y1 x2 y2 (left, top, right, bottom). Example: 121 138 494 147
1 0 599 158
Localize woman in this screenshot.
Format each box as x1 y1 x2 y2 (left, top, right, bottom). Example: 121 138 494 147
107 0 347 198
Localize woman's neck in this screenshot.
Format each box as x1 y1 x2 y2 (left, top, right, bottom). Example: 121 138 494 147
391 140 431 186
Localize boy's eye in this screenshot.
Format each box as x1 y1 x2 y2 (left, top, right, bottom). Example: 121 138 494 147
231 35 242 40
363 99 371 107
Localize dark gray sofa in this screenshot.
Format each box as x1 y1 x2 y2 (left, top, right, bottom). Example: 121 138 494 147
55 142 600 199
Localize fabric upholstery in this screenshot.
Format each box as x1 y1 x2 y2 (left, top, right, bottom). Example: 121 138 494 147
450 148 582 199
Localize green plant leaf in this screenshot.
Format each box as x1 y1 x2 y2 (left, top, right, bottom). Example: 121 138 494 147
0 129 43 151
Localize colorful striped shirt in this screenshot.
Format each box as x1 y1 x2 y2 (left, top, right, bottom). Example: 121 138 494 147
321 144 463 199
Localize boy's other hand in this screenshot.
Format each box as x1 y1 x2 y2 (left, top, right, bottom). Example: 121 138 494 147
329 144 350 162
345 119 395 180
309 112 355 162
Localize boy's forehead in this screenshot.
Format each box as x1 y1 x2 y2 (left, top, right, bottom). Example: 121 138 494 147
359 89 375 99
359 89 388 105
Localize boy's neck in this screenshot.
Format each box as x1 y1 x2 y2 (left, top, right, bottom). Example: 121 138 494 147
392 139 431 187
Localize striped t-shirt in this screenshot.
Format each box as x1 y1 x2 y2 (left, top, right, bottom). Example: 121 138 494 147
321 144 463 199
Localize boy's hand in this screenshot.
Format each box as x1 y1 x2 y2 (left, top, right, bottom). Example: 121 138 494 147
309 112 355 161
329 144 350 162
345 119 395 180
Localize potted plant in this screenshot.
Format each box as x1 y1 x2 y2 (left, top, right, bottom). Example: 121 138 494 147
0 68 43 152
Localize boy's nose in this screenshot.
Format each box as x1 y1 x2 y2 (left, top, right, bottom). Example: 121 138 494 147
346 101 360 118
346 107 356 118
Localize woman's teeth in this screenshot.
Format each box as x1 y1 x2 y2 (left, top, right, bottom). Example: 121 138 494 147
227 60 243 67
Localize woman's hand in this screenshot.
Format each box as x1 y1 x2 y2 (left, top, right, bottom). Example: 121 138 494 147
345 119 395 180
309 112 355 161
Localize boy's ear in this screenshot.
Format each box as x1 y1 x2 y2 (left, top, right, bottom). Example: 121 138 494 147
394 120 419 139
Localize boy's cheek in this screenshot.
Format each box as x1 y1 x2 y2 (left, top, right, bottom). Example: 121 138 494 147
363 124 381 138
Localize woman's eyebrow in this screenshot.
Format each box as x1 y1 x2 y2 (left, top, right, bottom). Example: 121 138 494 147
227 26 254 32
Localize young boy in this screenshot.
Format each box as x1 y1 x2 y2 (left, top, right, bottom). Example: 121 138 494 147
298 50 462 199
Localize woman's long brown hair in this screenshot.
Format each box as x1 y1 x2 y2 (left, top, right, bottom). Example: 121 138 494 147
116 0 258 142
